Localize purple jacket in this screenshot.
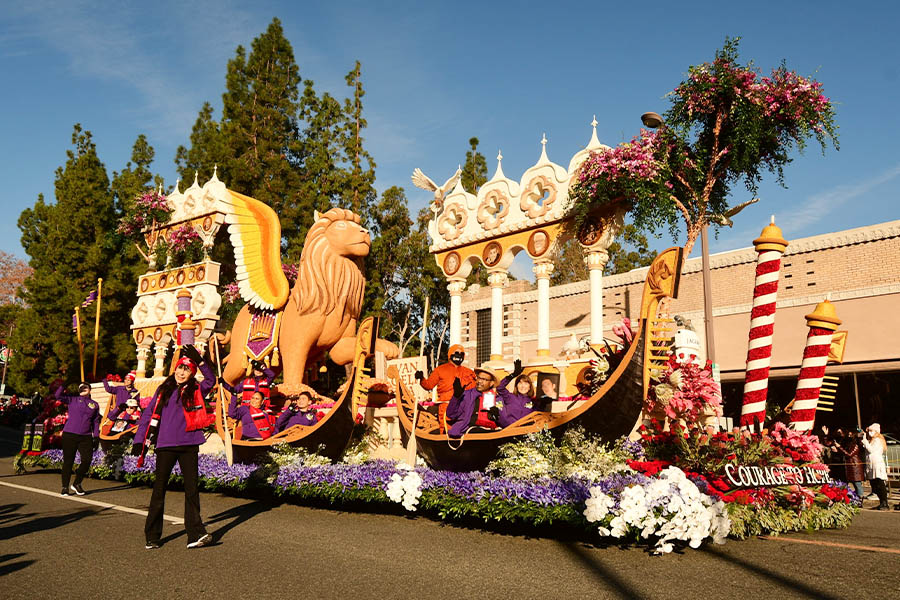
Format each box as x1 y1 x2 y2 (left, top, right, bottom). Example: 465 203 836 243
223 369 276 400
227 395 274 439
275 406 318 432
447 387 498 438
103 380 141 420
56 388 101 437
496 376 536 428
134 362 215 449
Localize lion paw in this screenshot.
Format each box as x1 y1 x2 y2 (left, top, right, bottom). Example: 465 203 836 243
376 339 400 359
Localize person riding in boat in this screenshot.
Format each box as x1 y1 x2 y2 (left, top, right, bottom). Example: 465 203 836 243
495 359 537 428
133 345 215 549
103 370 141 411
229 391 275 440
221 361 276 409
275 391 318 433
446 366 501 438
415 344 476 432
108 398 142 434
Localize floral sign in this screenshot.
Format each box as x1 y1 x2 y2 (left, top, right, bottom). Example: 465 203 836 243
724 464 832 488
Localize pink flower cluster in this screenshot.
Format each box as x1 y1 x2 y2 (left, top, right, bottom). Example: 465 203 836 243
282 263 299 285
674 57 832 132
117 191 173 239
767 421 823 463
647 355 722 423
222 281 241 304
577 129 665 194
167 224 202 252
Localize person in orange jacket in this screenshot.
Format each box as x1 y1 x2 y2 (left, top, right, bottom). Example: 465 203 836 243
415 344 476 432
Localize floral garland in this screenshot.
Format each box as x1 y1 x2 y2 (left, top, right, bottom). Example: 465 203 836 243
646 356 722 422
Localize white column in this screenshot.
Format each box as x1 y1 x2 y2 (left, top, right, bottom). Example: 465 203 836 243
152 343 169 378
586 249 609 349
487 271 508 361
447 278 466 347
533 261 555 357
136 345 151 379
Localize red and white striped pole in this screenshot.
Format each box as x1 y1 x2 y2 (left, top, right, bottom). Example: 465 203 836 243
740 217 788 431
789 299 841 432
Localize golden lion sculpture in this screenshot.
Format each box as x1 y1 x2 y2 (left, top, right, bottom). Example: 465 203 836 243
219 191 399 395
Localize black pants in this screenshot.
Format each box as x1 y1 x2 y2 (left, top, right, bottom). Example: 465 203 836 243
145 446 207 544
871 478 889 506
61 432 92 488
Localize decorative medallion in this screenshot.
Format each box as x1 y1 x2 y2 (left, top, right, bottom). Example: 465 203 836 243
158 274 167 288
577 216 602 246
187 269 195 281
202 215 213 231
476 189 509 230
140 279 149 292
153 327 163 342
482 242 503 267
196 266 206 281
528 230 550 257
520 175 556 218
135 330 145 344
443 251 461 276
437 203 468 242
167 273 175 285
176 270 185 285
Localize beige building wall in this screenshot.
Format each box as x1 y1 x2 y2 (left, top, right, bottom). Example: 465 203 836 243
459 220 900 378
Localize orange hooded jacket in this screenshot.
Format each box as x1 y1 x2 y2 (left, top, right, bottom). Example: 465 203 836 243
419 344 476 403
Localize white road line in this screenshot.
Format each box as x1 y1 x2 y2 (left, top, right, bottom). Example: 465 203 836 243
0 480 184 524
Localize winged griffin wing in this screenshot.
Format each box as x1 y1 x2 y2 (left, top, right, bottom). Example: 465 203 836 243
219 190 290 311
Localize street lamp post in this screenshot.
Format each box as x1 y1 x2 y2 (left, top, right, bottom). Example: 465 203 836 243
641 112 716 363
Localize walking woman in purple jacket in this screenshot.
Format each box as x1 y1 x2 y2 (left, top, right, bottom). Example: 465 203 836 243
134 345 215 549
55 382 100 496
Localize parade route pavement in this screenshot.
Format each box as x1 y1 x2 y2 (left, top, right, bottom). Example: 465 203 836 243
1 431 899 599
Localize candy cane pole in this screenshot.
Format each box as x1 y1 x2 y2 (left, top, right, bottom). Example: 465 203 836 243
740 217 788 431
790 299 841 432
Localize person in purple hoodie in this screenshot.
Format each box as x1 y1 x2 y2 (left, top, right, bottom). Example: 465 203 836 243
446 366 502 438
275 391 318 433
134 345 214 550
495 359 536 428
55 382 100 497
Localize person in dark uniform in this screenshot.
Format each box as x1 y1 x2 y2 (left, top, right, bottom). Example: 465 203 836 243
134 345 215 549
55 382 100 496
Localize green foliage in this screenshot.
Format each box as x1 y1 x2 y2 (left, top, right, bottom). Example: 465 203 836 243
487 427 631 482
462 136 488 193
420 490 586 526
12 125 154 392
364 187 447 356
726 500 857 540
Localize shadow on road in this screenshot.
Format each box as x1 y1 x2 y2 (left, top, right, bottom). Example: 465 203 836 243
699 544 841 599
204 499 276 542
0 506 96 541
0 552 36 576
556 541 642 599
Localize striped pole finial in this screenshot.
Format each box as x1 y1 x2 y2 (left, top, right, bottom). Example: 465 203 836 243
790 299 842 432
740 217 788 431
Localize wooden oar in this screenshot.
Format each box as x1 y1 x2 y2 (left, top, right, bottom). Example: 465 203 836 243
406 296 429 465
212 335 233 466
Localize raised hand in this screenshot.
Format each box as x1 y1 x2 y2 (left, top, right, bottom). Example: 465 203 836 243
511 359 523 379
414 370 424 381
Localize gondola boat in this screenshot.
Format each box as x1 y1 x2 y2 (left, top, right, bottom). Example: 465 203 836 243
213 316 379 464
389 247 684 472
98 390 139 449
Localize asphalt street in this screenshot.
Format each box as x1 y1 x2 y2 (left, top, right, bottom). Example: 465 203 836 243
1 429 899 600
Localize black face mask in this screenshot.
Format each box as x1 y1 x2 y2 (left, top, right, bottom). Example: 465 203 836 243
450 353 464 366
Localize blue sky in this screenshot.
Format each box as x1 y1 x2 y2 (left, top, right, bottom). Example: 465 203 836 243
2 1 898 280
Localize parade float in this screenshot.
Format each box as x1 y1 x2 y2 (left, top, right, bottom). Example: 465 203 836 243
17 119 857 552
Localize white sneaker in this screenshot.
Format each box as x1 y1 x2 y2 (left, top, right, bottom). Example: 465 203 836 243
187 533 211 548
865 493 878 500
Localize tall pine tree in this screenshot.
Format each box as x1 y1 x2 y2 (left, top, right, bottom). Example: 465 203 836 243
462 137 488 193
11 125 137 392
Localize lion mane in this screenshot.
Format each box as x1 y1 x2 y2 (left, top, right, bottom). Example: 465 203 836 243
291 207 366 318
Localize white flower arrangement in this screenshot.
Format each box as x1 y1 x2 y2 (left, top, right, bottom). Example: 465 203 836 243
584 466 731 553
386 465 424 511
